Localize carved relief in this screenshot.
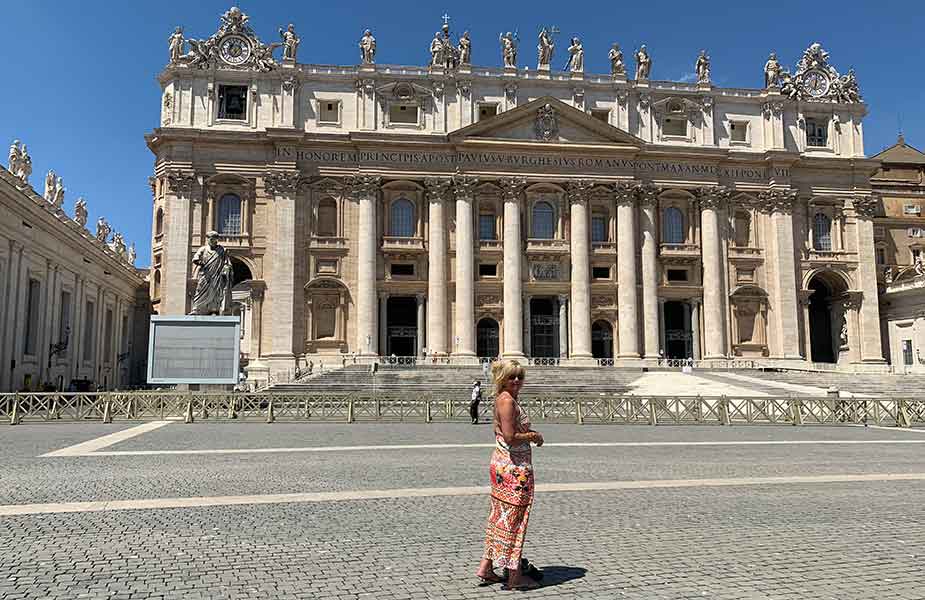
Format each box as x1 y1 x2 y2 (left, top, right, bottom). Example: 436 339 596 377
424 176 451 202
757 188 798 214
533 103 558 141
852 195 879 218
499 177 527 201
452 173 480 199
345 174 382 198
263 171 302 195
531 262 560 281
165 170 196 196
695 186 732 210
566 179 594 205
613 182 636 206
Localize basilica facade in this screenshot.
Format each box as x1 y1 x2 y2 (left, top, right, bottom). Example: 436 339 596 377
148 8 885 379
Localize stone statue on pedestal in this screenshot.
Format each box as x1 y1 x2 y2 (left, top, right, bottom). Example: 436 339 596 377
7 140 21 175
430 31 444 66
44 170 56 201
279 24 299 61
96 216 111 243
111 232 127 259
9 143 31 184
190 231 233 316
764 52 782 88
359 29 376 64
53 176 65 209
537 28 554 69
695 50 710 83
128 243 137 266
458 31 471 65
635 45 651 80
74 197 88 228
609 43 625 76
499 31 518 67
566 37 584 73
168 27 185 64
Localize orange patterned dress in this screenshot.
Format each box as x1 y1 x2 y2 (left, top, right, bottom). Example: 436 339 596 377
482 393 534 569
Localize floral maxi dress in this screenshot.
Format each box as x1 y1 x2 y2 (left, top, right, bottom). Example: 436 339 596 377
482 395 534 570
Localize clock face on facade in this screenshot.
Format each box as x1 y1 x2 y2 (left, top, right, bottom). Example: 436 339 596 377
220 35 252 66
803 70 829 98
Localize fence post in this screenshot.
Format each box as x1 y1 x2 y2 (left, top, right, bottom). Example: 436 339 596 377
790 398 803 426
10 393 20 426
50 396 59 420
897 399 911 428
425 400 432 423
266 395 275 424
102 395 113 424
184 396 194 424
576 400 584 425
228 393 237 419
719 396 730 426
201 396 209 420
648 398 658 426
347 399 355 423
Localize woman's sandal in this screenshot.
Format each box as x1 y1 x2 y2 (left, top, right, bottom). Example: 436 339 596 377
501 578 541 591
476 573 504 586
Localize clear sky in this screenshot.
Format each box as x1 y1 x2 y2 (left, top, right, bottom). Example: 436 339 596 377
2 0 923 267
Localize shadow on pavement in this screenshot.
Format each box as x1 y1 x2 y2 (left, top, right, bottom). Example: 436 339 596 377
538 565 587 587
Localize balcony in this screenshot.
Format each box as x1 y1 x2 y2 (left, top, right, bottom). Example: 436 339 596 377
309 236 348 251
802 249 856 262
729 246 764 261
216 233 251 248
478 239 503 253
592 241 617 255
526 238 569 255
382 236 425 254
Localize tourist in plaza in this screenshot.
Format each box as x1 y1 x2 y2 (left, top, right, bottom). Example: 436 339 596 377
469 380 483 424
476 360 544 590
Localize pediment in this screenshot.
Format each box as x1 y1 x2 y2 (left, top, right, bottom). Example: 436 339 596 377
449 96 644 148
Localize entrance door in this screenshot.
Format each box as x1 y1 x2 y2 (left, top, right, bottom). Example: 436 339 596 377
386 296 417 356
476 318 500 359
530 298 557 357
664 301 692 359
591 320 614 359
808 277 835 363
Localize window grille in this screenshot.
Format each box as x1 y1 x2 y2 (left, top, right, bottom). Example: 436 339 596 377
532 201 555 239
390 199 415 237
662 207 684 244
218 194 242 235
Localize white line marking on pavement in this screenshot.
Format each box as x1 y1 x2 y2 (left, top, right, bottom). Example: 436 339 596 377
40 421 173 457
861 425 925 434
73 438 925 457
2 472 925 516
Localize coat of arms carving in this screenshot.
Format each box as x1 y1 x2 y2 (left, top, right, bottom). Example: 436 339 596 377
533 103 559 142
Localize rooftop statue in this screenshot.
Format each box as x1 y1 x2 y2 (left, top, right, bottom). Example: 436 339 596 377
95 216 111 243
168 27 185 64
565 37 584 73
359 29 376 64
128 243 137 266
190 231 233 315
537 28 554 69
53 176 65 209
43 170 57 202
430 31 445 66
608 43 625 77
499 31 518 68
635 44 651 80
74 197 88 228
764 52 782 88
695 50 710 83
279 24 299 61
458 31 471 65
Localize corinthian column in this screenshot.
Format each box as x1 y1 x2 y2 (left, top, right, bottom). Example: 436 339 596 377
264 170 303 361
567 180 593 359
615 183 639 358
453 174 479 358
698 186 731 359
500 177 527 359
638 184 661 358
425 177 451 356
348 174 381 356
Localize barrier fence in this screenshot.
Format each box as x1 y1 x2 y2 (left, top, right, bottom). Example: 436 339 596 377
2 392 925 427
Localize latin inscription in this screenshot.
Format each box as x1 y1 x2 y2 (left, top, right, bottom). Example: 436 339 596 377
276 146 789 181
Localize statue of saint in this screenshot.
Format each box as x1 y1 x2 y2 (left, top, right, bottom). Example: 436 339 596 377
609 43 625 76
430 31 444 66
499 32 518 68
111 232 127 258
763 53 781 88
95 216 111 243
15 145 32 183
457 31 471 65
190 231 233 316
635 45 651 80
566 37 584 73
537 28 554 69
44 170 56 202
279 24 299 61
74 198 88 228
359 29 376 64
168 27 185 64
695 50 710 83
7 140 21 175
128 243 137 266
53 176 65 209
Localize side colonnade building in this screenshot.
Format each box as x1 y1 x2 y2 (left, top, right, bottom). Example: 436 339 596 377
148 8 886 382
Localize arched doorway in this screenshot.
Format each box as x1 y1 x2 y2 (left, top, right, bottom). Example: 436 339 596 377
476 318 500 359
807 273 847 363
591 320 614 359
230 257 253 286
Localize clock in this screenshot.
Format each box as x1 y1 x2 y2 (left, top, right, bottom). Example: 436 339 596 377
802 70 829 98
220 35 252 66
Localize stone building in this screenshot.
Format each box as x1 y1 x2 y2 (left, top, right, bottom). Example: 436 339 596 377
148 8 885 381
872 135 925 372
0 153 148 392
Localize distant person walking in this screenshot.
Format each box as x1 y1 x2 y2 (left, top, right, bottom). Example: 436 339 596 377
469 381 483 424
475 360 544 590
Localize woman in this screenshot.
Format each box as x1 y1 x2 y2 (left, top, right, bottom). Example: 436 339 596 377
475 360 544 590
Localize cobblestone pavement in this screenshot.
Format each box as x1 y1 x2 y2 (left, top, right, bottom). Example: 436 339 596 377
1 422 924 599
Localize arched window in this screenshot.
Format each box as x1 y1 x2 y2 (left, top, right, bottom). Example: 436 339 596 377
532 201 555 239
155 208 164 236
217 194 242 235
591 214 608 242
662 207 684 244
390 198 415 237
734 211 751 247
813 213 832 251
317 198 337 237
152 270 161 300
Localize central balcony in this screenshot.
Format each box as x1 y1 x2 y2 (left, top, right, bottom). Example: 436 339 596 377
382 236 425 255
526 238 569 255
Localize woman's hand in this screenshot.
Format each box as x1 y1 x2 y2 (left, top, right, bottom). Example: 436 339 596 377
531 431 544 447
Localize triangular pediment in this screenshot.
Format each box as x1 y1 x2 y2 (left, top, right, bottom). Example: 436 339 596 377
449 96 644 148
872 136 925 165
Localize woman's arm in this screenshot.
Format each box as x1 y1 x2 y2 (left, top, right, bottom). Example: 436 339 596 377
496 394 537 446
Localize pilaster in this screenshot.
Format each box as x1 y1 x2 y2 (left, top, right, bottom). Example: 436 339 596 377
263 170 303 366
162 170 196 315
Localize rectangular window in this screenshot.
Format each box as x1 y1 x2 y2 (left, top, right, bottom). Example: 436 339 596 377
23 279 41 356
389 104 419 125
806 118 828 147
591 216 607 242
319 100 340 123
104 308 113 362
662 117 687 137
902 340 914 366
730 121 748 143
591 109 610 123
903 204 921 216
876 247 886 265
592 266 611 279
390 263 414 277
478 104 498 120
83 301 95 362
479 214 496 240
479 263 497 278
218 85 248 120
667 269 688 282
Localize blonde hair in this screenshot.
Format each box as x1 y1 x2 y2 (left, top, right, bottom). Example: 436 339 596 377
490 359 526 396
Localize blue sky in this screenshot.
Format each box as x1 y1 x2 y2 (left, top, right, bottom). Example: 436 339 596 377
2 0 923 267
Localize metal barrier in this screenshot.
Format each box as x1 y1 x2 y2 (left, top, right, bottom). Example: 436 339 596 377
4 391 925 427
